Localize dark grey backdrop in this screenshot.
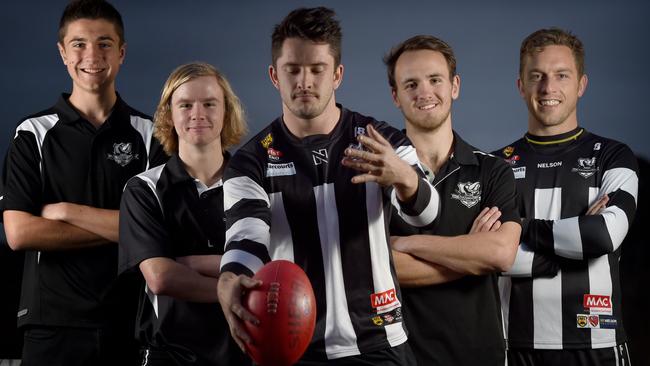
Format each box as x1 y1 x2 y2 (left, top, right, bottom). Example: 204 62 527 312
1 0 648 158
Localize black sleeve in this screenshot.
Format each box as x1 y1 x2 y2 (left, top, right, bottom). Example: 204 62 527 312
481 156 520 225
4 131 43 215
118 176 173 275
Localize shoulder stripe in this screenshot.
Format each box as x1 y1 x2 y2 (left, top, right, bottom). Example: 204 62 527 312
133 164 166 210
130 115 155 170
15 114 59 173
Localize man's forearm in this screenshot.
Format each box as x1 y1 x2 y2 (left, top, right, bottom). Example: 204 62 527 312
43 203 119 242
4 210 109 251
176 255 222 278
140 257 220 303
394 222 520 275
392 250 464 287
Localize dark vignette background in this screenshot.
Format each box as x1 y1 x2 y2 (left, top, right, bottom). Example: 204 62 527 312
1 1 648 364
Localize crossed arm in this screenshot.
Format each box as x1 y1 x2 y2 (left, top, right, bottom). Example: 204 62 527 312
139 254 222 303
4 203 118 251
503 194 614 278
392 207 521 286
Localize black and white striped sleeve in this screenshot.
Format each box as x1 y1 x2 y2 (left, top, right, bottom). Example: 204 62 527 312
523 144 638 260
502 244 560 278
376 122 440 227
220 150 272 277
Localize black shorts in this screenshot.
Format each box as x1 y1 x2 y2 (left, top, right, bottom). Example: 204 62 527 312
294 343 416 366
21 326 138 366
508 344 632 366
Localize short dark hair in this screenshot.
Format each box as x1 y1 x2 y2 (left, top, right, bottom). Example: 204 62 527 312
520 28 585 77
384 35 457 91
58 0 125 45
271 7 342 67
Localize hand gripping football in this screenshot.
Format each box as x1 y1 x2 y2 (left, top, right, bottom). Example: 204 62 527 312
243 260 317 366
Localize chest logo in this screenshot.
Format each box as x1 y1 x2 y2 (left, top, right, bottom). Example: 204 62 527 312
451 181 481 208
572 157 598 178
107 142 139 167
503 146 514 157
312 149 328 165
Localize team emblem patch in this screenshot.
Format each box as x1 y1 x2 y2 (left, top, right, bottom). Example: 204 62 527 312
451 182 481 208
577 314 588 328
503 146 514 157
572 157 598 178
372 316 384 326
260 133 273 149
107 142 139 167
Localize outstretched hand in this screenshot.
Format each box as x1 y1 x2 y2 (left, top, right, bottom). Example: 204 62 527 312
341 124 418 201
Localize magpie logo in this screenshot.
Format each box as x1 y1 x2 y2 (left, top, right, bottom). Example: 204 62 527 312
312 149 328 165
572 157 598 178
451 182 481 208
107 142 139 167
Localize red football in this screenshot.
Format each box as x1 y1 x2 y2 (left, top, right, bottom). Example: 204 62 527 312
243 260 317 366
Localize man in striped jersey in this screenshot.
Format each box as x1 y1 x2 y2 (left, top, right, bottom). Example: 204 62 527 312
495 28 639 365
2 1 166 365
385 35 521 366
217 7 439 365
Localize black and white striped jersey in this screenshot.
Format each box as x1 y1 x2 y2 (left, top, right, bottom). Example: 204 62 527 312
220 106 440 361
118 154 249 366
494 128 639 350
4 93 167 328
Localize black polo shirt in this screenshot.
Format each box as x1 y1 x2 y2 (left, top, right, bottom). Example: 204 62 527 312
390 132 519 366
118 154 249 366
3 93 167 329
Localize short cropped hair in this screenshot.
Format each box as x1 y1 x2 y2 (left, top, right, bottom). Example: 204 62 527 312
153 62 247 155
58 0 125 45
520 28 585 77
271 7 342 67
384 35 457 91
